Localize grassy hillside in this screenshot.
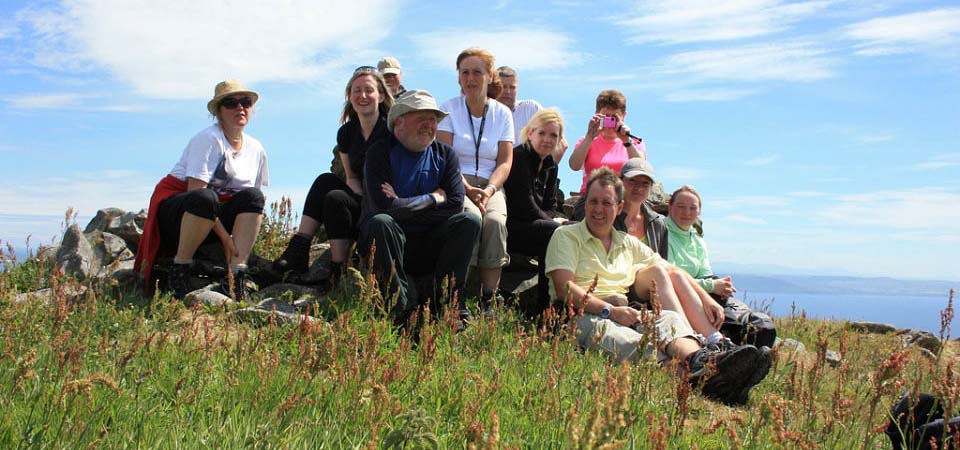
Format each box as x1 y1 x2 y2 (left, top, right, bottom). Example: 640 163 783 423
1 242 957 448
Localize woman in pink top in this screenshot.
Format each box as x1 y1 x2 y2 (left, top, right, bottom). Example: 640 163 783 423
568 89 646 220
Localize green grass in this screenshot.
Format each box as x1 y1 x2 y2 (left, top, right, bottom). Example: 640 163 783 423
1 265 956 449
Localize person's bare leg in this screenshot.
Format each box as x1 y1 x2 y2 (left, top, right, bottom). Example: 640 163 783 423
230 212 262 265
665 336 700 361
296 216 320 237
329 239 352 264
175 212 214 261
669 268 720 336
479 267 502 296
633 265 694 330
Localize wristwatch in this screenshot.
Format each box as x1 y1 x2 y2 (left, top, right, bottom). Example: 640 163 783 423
600 304 612 319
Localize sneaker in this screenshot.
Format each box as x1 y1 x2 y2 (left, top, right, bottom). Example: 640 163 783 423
273 233 312 274
726 345 773 405
688 344 762 404
167 263 193 299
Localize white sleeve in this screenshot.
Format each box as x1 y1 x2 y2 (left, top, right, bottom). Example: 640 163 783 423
182 132 222 183
438 98 457 133
257 149 269 187
498 105 515 144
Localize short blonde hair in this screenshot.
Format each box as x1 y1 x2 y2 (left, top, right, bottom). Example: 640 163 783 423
519 108 565 145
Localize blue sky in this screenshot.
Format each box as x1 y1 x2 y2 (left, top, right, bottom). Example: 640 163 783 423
1 0 958 280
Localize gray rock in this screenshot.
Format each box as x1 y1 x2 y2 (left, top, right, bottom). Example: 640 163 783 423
898 329 942 354
110 268 141 286
56 224 99 280
779 338 806 352
107 211 143 251
84 208 125 233
37 244 59 263
14 284 88 305
184 289 235 308
234 301 312 327
825 350 842 367
253 283 322 303
303 242 332 281
917 348 937 360
90 231 134 266
848 321 898 334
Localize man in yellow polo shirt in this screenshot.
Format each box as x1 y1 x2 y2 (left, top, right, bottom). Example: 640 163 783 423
545 167 771 405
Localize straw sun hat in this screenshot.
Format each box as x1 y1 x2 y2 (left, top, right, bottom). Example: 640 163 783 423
207 80 259 116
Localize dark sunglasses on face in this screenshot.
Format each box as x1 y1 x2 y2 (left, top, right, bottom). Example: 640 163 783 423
220 96 253 109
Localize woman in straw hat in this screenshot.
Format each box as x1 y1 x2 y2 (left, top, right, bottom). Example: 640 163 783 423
134 79 269 301
273 67 395 286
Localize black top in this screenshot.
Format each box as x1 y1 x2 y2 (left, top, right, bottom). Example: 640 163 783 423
336 112 390 179
504 142 558 226
361 136 465 233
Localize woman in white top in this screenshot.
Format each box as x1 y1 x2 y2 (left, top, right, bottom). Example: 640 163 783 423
134 80 268 301
437 47 515 314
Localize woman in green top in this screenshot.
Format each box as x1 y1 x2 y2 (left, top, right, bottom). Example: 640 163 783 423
666 185 736 299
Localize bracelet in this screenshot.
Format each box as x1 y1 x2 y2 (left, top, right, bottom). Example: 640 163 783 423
485 184 499 193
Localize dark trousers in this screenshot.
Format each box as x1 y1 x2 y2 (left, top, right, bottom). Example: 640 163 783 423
360 212 481 316
302 173 362 239
507 219 561 316
157 187 265 253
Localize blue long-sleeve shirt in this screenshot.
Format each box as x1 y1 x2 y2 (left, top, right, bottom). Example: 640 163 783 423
361 136 465 233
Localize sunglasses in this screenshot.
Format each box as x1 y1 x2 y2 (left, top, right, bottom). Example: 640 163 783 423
354 65 380 74
220 96 254 109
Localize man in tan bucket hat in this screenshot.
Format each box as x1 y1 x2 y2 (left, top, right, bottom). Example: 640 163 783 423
359 90 480 332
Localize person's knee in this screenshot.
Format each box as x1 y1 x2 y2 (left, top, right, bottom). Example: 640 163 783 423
367 214 396 235
183 189 219 219
454 212 482 235
323 189 353 213
233 187 266 213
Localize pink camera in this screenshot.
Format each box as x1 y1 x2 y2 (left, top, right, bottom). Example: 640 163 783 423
601 116 618 129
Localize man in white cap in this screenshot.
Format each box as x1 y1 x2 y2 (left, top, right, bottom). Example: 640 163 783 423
378 56 406 97
359 90 480 330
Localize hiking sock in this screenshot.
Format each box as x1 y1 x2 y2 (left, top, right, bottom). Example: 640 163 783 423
707 331 724 345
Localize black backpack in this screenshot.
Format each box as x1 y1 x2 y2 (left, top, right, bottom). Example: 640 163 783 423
717 297 777 348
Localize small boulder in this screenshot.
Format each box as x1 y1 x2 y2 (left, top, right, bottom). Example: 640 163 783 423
253 283 322 303
825 350 842 368
56 224 99 280
84 208 125 233
14 284 88 305
234 298 312 327
91 231 134 266
898 329 942 354
184 289 235 308
778 338 806 353
917 348 937 360
848 321 897 334
107 211 143 251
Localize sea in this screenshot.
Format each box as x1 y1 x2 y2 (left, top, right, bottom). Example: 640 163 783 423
739 290 956 337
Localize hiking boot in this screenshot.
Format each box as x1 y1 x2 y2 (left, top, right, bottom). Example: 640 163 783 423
688 344 761 404
167 263 193 299
273 233 312 274
726 345 773 405
220 267 251 303
479 290 500 318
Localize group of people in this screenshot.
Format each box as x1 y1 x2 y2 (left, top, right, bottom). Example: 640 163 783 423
133 48 771 405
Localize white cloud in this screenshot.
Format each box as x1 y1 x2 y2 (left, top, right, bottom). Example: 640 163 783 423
15 0 397 99
912 153 960 170
4 92 143 111
411 28 582 71
657 166 703 182
0 170 154 216
844 8 960 55
819 187 960 229
712 195 790 210
662 88 760 102
723 214 768 225
658 42 837 83
744 153 780 166
618 0 831 45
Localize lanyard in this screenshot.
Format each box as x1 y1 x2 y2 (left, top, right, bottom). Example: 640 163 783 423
466 98 488 178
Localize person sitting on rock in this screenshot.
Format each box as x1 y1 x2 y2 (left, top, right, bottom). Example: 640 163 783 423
544 167 771 405
135 80 268 301
503 108 568 317
273 67 395 284
359 90 481 330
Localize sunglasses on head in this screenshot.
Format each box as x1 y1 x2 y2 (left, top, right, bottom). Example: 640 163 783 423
220 96 253 109
354 65 380 74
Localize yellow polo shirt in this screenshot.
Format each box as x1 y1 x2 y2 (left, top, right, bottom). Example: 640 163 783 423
545 221 664 301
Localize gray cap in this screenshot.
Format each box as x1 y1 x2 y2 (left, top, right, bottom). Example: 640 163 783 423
377 56 402 75
387 90 448 131
620 157 655 181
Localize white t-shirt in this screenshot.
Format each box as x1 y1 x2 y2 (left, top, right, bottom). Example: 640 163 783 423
512 99 543 140
169 124 269 195
438 96 514 180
